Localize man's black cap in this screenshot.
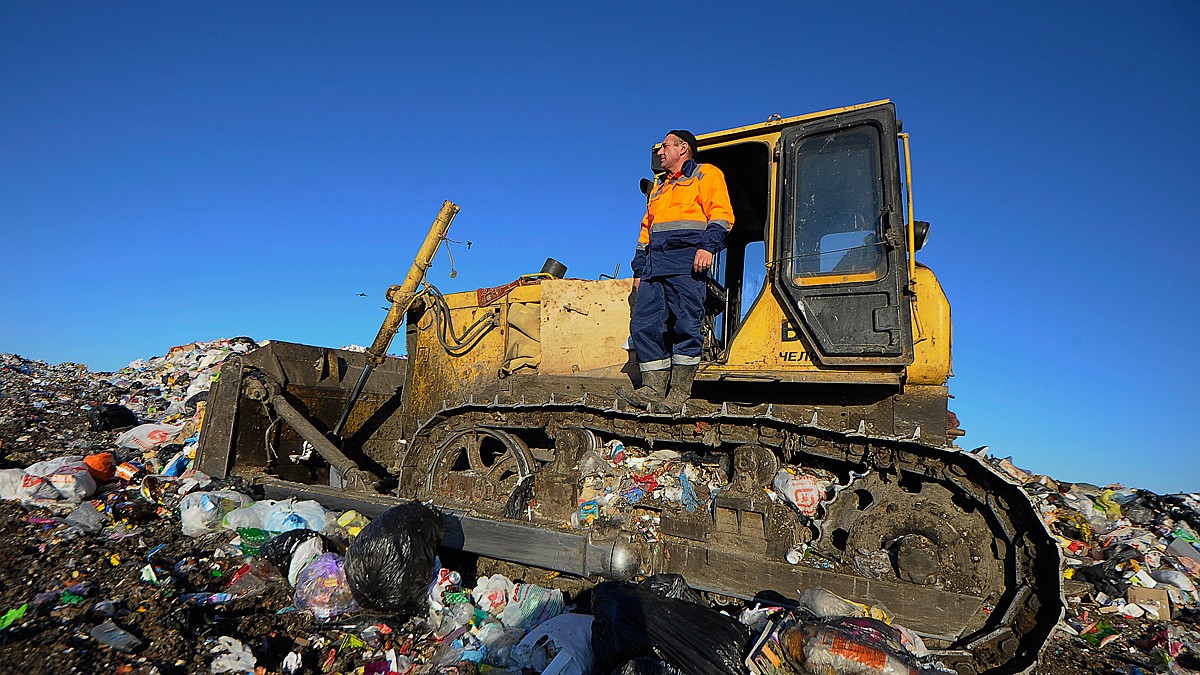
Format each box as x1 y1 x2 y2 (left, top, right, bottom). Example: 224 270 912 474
667 129 698 158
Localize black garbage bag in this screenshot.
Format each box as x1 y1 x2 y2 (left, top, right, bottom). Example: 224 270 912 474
261 529 322 573
1158 494 1200 531
1122 498 1157 526
1074 544 1141 598
87 404 138 431
344 501 444 618
611 658 688 675
592 581 752 675
639 573 705 605
183 390 208 416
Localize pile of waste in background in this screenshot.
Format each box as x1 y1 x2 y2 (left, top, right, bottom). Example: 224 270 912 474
1 341 1199 675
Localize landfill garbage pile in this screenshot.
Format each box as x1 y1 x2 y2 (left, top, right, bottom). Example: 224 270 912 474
982 456 1200 674
1 343 1200 674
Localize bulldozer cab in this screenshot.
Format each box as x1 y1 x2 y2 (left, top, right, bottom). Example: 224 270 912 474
689 101 914 368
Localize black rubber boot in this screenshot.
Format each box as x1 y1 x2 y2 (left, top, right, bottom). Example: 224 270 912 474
653 364 697 413
617 369 670 410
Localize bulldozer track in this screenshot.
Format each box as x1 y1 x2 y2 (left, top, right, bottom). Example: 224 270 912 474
398 395 1063 675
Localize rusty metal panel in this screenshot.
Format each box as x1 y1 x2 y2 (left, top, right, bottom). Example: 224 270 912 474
669 541 981 640
195 355 243 477
893 384 949 442
401 295 508 430
539 278 636 375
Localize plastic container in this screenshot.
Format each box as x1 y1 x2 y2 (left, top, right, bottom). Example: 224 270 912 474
336 510 369 539
478 621 525 668
225 560 277 599
781 622 912 675
448 601 476 626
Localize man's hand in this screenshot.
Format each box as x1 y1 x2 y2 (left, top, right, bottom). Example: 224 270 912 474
633 277 640 291
693 249 714 274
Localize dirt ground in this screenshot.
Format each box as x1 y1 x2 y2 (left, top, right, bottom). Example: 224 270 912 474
1 350 1197 675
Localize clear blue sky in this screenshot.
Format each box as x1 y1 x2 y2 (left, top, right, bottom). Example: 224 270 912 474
2 2 1196 494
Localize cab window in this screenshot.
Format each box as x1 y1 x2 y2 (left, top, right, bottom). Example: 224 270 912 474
789 126 886 280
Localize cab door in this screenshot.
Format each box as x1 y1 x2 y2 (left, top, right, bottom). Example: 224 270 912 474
771 103 913 366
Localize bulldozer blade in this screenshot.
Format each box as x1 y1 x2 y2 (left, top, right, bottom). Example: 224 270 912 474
196 341 408 486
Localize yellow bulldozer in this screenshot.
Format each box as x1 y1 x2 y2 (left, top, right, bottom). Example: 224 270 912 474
196 100 1063 674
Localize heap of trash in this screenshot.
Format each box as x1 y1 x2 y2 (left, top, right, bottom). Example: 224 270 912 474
985 455 1200 672
1 341 1199 674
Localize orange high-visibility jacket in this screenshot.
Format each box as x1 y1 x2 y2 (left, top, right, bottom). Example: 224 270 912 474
631 159 734 278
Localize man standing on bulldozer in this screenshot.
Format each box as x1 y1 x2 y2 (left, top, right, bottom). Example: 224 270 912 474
621 129 734 411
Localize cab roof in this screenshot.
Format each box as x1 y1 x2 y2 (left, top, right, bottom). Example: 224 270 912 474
695 99 892 146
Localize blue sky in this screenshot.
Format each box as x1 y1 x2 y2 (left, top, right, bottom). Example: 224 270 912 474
2 2 1196 494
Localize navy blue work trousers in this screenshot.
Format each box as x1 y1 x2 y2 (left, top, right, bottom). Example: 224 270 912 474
630 272 706 371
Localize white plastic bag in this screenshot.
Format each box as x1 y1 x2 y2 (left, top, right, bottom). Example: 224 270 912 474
47 461 97 501
210 635 257 673
773 469 827 517
0 469 27 501
472 574 516 614
288 536 326 586
221 499 277 532
18 473 61 501
798 587 867 618
514 612 594 675
25 455 84 477
180 490 255 536
115 423 184 451
263 499 329 533
797 587 892 623
186 370 214 401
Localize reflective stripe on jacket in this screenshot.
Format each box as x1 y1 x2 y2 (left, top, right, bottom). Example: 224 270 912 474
631 159 734 278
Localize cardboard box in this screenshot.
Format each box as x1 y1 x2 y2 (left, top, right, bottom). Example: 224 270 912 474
1167 537 1200 565
1127 586 1171 620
